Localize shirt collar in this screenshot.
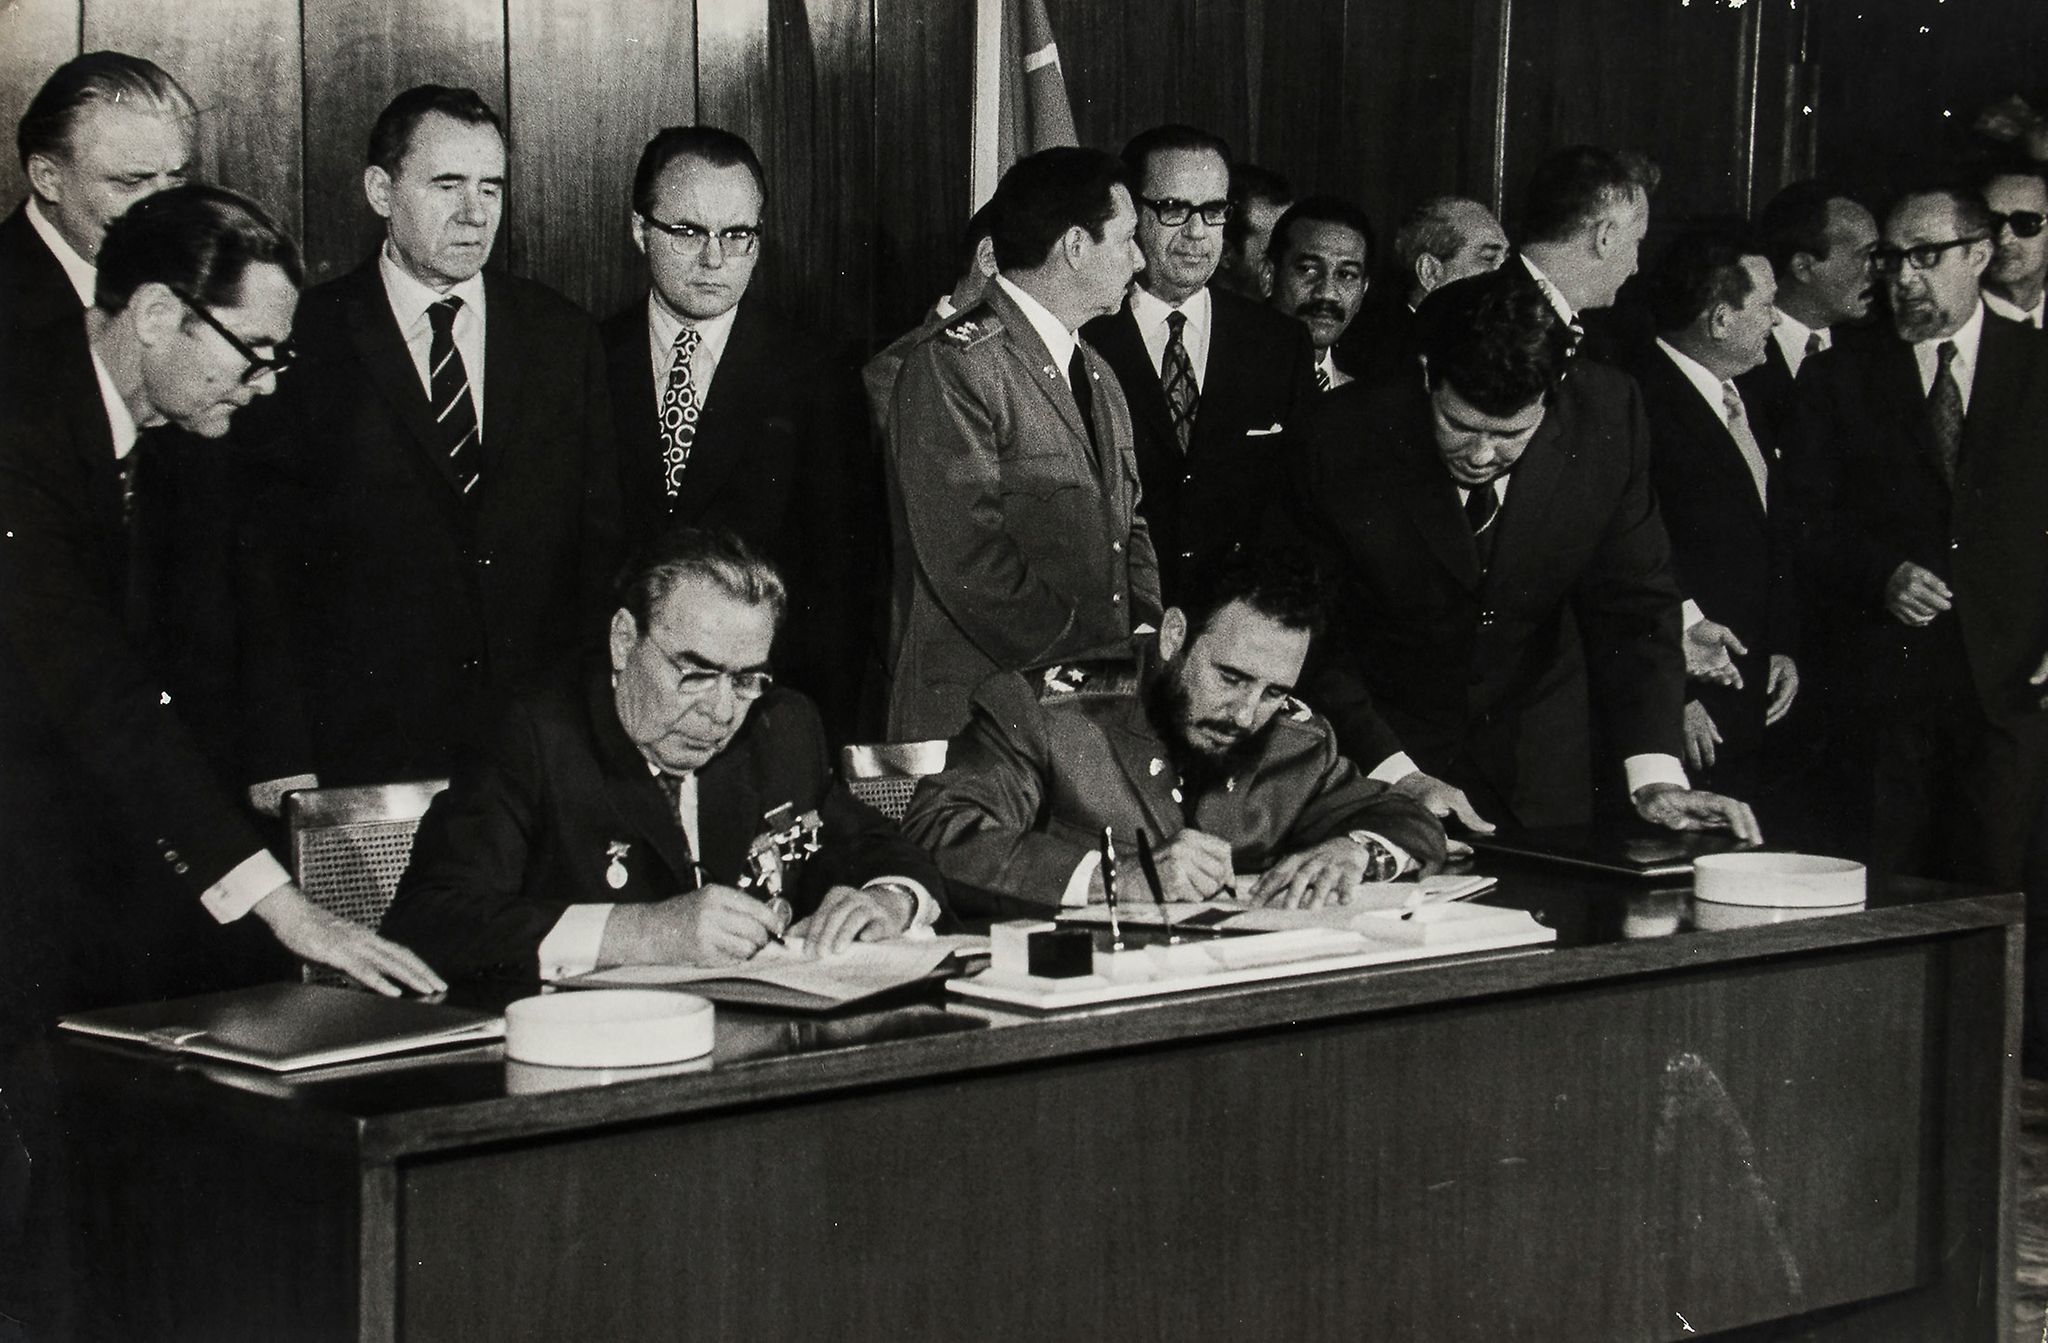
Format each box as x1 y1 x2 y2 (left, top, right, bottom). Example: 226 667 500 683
378 242 487 331
1983 288 2045 328
26 197 97 308
994 272 1078 375
1130 282 1212 342
648 292 740 364
89 349 140 460
1769 306 1830 372
1519 255 1577 327
1654 338 1738 419
1915 299 1986 378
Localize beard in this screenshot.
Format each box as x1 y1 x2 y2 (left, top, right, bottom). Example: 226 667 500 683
1146 658 1269 785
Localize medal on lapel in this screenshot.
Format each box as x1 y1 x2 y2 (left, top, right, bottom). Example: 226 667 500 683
604 840 631 890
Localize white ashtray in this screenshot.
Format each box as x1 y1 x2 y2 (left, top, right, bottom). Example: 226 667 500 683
1692 900 1865 932
504 989 715 1068
1692 852 1866 909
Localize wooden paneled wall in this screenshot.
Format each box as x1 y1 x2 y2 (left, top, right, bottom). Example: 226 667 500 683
3 0 2046 350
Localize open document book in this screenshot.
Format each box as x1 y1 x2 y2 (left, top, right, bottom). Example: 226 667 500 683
551 933 991 1010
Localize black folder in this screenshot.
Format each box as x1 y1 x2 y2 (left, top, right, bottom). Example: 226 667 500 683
1464 823 1747 880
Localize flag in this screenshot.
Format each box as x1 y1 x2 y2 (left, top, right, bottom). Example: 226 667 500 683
972 0 1080 208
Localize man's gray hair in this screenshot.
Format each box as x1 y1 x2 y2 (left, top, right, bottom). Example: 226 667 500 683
618 525 787 632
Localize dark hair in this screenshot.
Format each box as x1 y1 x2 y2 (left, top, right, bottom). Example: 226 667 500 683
1974 160 2048 206
957 198 1002 274
1755 179 1857 280
1888 182 1998 242
18 51 194 171
1392 195 1496 275
1120 123 1234 191
1519 145 1656 246
616 525 788 633
367 85 504 173
1225 161 1293 254
631 125 766 217
95 183 303 314
1180 548 1327 643
988 146 1129 272
1265 195 1376 270
1643 227 1764 334
1415 267 1570 416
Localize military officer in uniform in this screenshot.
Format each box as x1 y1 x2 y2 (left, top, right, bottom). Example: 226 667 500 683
882 146 1161 741
902 552 1447 915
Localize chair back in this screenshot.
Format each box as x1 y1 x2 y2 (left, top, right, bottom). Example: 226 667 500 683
838 741 948 822
285 780 449 930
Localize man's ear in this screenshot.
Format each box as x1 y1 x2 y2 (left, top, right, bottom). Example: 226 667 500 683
129 282 184 348
1591 215 1616 259
1788 250 1819 287
608 608 640 672
1706 302 1734 342
24 152 65 206
630 215 649 259
1059 224 1088 270
1414 253 1444 296
1158 607 1189 662
1255 255 1275 299
363 165 394 221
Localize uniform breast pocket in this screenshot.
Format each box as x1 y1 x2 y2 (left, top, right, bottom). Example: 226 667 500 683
999 450 1084 501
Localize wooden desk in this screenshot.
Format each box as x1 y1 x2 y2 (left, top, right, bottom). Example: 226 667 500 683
59 868 2020 1341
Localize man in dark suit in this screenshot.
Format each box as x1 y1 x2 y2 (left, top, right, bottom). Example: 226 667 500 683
1264 195 1375 392
240 85 618 797
1344 194 1508 390
602 127 870 740
1514 146 1656 366
1792 184 2048 892
2 52 194 349
1213 160 1292 300
1290 266 1759 841
904 551 1446 916
1083 125 1316 609
883 147 1159 742
1740 181 1878 444
382 528 944 980
1629 229 1802 814
1982 165 2048 329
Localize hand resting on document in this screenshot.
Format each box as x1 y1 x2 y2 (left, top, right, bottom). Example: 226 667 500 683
599 886 794 967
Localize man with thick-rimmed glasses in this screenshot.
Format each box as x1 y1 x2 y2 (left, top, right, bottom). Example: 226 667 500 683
602 126 872 745
382 526 946 979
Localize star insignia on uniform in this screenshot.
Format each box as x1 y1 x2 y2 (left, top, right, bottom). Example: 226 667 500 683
1225 777 1237 793
1149 758 1164 777
944 320 981 343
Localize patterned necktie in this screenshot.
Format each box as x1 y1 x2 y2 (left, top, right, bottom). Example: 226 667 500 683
1464 480 1499 568
1314 359 1333 393
1927 339 1964 487
1161 309 1198 453
428 298 481 498
1719 381 1770 509
659 324 704 499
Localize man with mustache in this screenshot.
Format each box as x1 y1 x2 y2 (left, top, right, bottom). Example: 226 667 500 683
902 551 1446 915
1084 124 1318 608
238 85 619 797
1264 195 1376 392
602 127 871 743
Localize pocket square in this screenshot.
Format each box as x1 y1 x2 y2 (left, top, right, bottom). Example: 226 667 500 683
1247 423 1284 437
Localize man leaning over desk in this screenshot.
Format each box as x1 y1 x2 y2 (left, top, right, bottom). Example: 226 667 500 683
901 551 1447 916
380 527 947 980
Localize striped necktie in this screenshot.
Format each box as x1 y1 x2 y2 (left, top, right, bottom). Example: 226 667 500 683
428 297 481 498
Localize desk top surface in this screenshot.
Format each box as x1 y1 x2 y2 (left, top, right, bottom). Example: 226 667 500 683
58 860 2021 1161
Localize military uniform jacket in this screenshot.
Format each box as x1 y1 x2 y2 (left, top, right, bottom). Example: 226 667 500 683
901 651 1447 917
883 281 1163 741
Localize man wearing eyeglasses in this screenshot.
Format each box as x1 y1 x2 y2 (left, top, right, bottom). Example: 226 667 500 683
602 128 871 743
1791 184 2048 928
1083 124 1317 609
237 85 619 803
1981 167 2048 328
381 527 945 979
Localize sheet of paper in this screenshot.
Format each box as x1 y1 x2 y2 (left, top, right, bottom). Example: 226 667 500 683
1064 874 1498 928
558 934 989 1004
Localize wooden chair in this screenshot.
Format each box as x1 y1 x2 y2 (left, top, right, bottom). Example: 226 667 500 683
838 741 948 822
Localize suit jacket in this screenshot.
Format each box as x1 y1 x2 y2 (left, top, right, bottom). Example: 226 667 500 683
602 296 873 739
0 317 281 1020
239 258 620 787
901 650 1447 916
0 202 82 349
1291 367 1685 826
1629 344 1798 760
1338 297 1422 391
1790 311 2048 722
380 676 945 979
1083 288 1318 606
883 282 1162 741
1734 331 1799 450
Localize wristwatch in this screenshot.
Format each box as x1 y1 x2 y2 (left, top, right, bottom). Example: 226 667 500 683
1345 831 1401 882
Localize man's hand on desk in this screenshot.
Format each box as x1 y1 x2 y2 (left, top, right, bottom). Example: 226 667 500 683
1683 619 1747 689
252 884 445 996
600 887 791 967
1392 770 1495 835
789 884 917 956
1631 782 1763 846
1248 836 1388 909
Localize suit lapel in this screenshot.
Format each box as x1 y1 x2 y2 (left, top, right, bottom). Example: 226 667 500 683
695 740 764 882
590 679 702 885
1649 353 1768 526
675 298 766 517
340 262 467 497
1484 396 1570 589
1961 313 2033 482
1389 397 1482 591
988 284 1094 450
1105 699 1187 840
1863 335 1945 482
1192 293 1244 459
479 274 519 480
1094 301 1178 449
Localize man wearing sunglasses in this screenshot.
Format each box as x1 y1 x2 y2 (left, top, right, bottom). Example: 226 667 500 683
1981 167 2048 329
1083 124 1317 609
382 527 945 979
602 128 871 744
1793 183 2048 896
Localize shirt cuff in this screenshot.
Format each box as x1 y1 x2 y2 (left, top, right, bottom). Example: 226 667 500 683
539 903 616 979
1681 599 1705 632
1368 752 1420 785
1060 851 1102 908
1624 754 1690 795
863 877 940 930
200 851 293 923
1353 832 1414 877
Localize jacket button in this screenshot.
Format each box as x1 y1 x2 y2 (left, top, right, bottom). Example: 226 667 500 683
1180 550 1193 560
1112 541 1122 553
165 849 179 862
173 862 189 875
1111 593 1122 604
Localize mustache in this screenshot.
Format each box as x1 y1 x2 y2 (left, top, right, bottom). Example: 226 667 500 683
1295 300 1348 322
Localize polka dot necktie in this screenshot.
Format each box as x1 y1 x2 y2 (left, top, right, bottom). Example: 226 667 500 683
659 325 703 499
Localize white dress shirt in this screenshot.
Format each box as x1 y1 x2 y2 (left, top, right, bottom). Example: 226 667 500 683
1984 289 2045 329
27 196 96 307
1912 301 1985 413
1130 283 1214 389
1315 347 1353 390
1769 309 1830 378
379 246 488 431
646 296 741 407
1519 255 1578 328
994 273 1080 382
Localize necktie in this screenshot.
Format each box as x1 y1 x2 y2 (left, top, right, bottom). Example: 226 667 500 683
1161 310 1198 453
1719 381 1770 509
1804 330 1825 364
428 298 481 498
1067 346 1100 468
1927 339 1964 487
1314 359 1333 393
654 772 700 886
1464 480 1499 568
659 324 704 499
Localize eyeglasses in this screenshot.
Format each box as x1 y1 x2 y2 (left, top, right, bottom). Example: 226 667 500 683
1140 197 1233 228
1869 236 1987 275
647 639 773 702
1997 210 2047 239
640 214 762 256
172 289 296 383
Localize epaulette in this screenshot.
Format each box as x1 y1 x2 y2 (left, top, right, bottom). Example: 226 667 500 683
1035 659 1140 701
1272 693 1320 728
939 302 1002 347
